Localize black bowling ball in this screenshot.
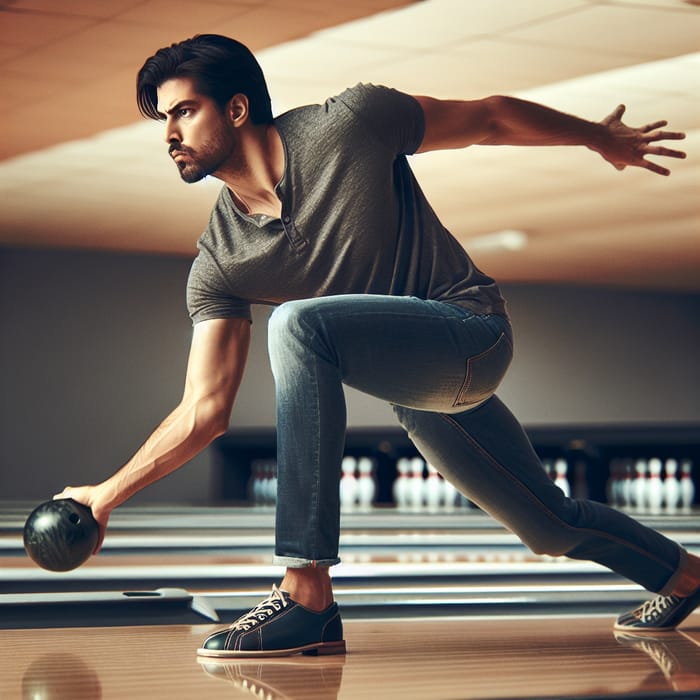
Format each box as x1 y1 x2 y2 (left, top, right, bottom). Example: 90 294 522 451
23 499 99 572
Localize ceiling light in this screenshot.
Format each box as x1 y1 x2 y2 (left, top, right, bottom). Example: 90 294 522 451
467 230 529 252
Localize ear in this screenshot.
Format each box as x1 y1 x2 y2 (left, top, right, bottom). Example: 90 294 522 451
228 94 250 127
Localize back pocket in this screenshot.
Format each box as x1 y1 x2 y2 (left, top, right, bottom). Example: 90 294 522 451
453 332 513 407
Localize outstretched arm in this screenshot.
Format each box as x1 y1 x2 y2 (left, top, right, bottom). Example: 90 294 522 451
55 316 251 551
414 94 686 176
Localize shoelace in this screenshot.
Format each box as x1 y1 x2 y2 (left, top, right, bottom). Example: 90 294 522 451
228 584 289 632
638 594 679 622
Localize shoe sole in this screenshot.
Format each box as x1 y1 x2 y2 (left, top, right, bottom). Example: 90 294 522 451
613 622 678 633
196 639 347 658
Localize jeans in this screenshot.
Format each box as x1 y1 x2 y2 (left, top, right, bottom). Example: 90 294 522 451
267 294 685 594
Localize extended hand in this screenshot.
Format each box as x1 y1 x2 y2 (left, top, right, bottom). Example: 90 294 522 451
599 105 686 176
54 485 111 553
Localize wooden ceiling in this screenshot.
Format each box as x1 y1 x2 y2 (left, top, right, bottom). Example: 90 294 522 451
1 0 698 290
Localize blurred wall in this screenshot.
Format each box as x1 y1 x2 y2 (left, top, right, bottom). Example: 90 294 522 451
1 248 698 503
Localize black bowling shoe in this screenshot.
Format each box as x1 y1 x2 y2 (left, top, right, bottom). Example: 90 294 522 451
614 585 700 632
197 585 346 658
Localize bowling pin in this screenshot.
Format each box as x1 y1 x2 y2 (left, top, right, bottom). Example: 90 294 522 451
425 464 442 512
357 457 376 510
621 459 634 509
408 457 425 511
554 459 570 497
260 461 271 505
647 458 663 515
266 460 277 505
616 460 629 508
340 456 358 512
633 458 648 513
393 458 410 509
680 459 695 512
663 458 680 513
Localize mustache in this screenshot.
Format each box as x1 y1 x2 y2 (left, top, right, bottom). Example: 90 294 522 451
168 141 191 157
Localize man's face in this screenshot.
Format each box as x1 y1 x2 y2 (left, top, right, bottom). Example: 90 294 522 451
157 77 239 183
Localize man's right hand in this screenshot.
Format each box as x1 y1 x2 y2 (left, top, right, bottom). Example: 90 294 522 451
53 484 113 553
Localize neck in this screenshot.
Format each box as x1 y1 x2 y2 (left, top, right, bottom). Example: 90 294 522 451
219 124 284 218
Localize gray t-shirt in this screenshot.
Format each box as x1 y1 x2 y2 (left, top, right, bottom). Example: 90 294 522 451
187 83 506 324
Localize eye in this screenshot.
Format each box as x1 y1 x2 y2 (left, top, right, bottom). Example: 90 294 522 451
178 107 193 118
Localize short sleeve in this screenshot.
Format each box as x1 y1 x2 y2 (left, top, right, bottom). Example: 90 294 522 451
334 83 425 156
186 250 252 325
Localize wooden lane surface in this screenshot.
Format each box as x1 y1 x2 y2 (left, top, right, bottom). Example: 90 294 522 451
1 613 699 699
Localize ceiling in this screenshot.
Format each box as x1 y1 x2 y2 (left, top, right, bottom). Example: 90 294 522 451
1 0 698 290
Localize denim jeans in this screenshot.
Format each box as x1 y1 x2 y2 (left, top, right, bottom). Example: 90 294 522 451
267 294 684 594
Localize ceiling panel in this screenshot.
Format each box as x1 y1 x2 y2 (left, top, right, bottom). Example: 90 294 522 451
506 2 700 59
0 10 95 48
318 0 588 47
7 0 148 16
116 0 255 28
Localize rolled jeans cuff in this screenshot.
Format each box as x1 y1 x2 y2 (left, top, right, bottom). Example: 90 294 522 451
273 555 341 568
658 546 689 596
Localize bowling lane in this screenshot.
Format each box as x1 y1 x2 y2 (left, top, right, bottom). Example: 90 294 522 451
2 503 700 628
1 613 699 699
2 502 700 698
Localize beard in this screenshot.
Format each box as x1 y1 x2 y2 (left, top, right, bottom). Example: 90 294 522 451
174 149 210 183
169 130 239 184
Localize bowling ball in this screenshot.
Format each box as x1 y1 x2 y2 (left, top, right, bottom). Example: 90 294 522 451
23 498 99 572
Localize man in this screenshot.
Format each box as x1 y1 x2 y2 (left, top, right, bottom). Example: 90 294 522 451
57 34 698 658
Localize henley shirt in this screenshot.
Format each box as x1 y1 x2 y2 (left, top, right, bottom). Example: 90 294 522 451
186 83 507 324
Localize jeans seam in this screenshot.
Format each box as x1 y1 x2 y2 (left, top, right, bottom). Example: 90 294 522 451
296 311 324 560
310 354 322 558
438 412 678 577
285 306 333 562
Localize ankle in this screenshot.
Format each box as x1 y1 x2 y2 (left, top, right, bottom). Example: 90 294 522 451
280 566 334 612
672 554 700 597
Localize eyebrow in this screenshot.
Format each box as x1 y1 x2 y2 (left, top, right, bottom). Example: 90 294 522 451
157 99 198 119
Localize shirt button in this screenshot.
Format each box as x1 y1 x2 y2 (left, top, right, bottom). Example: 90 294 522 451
283 215 291 224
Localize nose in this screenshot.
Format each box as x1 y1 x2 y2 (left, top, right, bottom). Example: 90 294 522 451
163 116 181 145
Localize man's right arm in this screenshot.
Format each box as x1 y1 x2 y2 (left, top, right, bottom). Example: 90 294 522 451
55 316 251 550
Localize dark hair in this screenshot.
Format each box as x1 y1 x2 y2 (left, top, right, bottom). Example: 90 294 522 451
136 34 273 124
